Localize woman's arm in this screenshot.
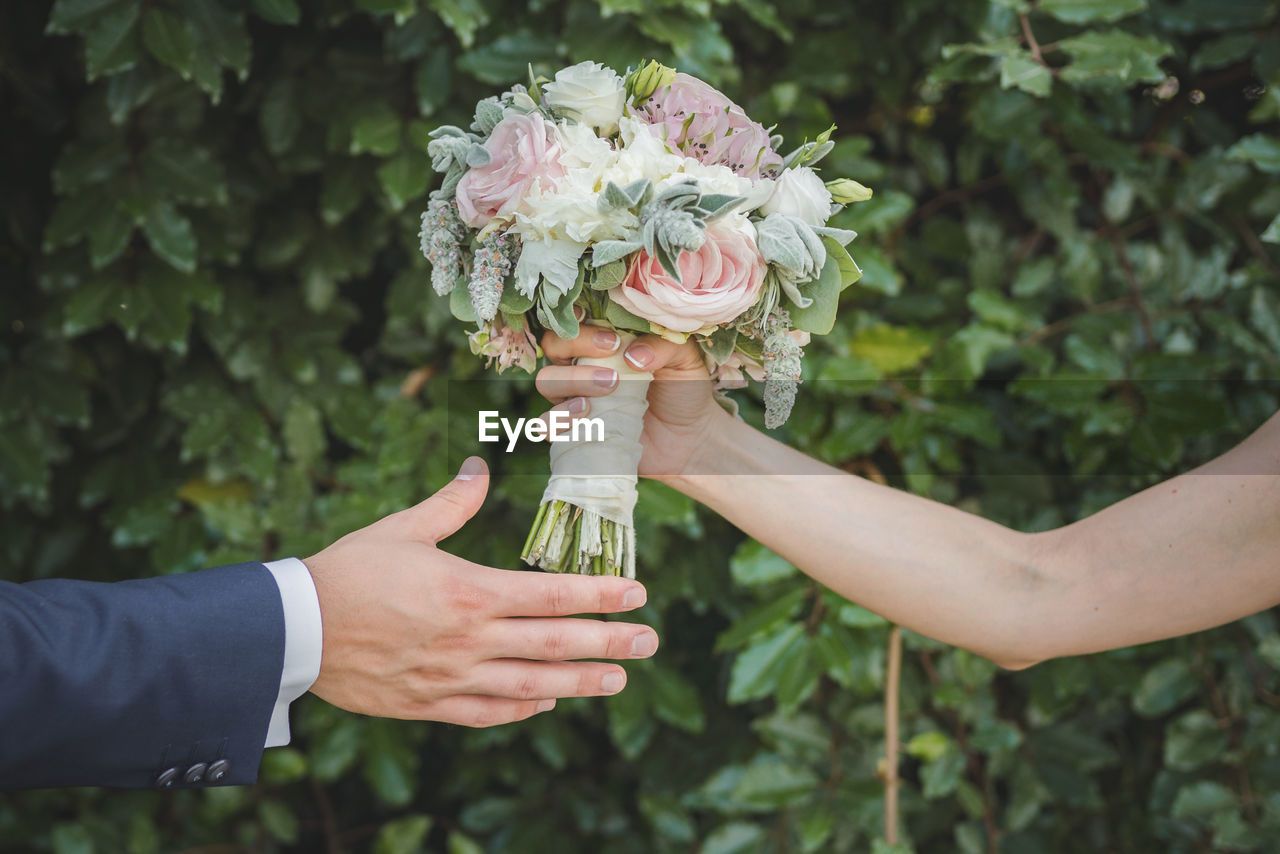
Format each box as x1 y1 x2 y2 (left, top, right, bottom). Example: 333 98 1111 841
535 331 1280 669
670 409 1280 669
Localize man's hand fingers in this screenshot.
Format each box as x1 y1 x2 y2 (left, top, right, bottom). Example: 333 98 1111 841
622 335 708 375
402 456 489 543
468 660 628 701
422 694 555 728
535 364 618 403
494 572 647 617
542 327 622 365
487 617 659 661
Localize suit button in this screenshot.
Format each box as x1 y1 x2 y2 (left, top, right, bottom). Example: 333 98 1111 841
184 762 209 784
207 759 232 783
156 767 181 789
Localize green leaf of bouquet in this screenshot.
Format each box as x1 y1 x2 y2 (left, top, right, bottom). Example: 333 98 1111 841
1226 133 1280 173
603 298 649 333
825 236 862 290
1039 0 1146 24
590 259 628 291
703 325 738 363
1000 52 1052 97
450 281 477 322
142 9 197 81
499 285 534 314
1058 30 1172 87
141 202 197 273
251 0 301 25
788 250 842 335
846 324 934 374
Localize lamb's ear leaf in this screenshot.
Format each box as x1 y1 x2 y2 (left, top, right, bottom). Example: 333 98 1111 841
592 240 642 267
699 193 743 220
538 290 579 339
623 178 652 207
655 243 682 282
602 182 632 211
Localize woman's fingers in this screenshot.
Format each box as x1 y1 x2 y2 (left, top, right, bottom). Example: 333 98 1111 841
467 659 629 701
622 334 708 374
486 616 659 662
527 398 593 442
535 364 619 403
542 327 623 365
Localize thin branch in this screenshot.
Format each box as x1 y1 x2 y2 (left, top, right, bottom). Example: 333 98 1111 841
882 626 903 844
1019 14 1044 65
1019 297 1136 345
1234 214 1280 278
312 778 344 854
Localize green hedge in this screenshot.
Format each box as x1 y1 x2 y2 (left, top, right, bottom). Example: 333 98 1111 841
3 0 1280 851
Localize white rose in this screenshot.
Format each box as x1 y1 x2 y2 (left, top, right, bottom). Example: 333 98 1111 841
759 166 833 226
543 61 626 137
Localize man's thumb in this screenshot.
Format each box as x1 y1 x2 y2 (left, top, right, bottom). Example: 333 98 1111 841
410 456 489 543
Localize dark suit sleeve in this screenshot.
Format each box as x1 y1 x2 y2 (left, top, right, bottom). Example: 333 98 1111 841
0 562 286 790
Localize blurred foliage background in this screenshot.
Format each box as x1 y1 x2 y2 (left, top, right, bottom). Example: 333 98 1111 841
3 0 1280 851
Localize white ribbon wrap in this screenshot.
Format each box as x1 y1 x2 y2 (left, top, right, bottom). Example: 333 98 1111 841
540 330 652 529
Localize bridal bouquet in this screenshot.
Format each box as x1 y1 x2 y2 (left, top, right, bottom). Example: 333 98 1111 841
419 60 870 577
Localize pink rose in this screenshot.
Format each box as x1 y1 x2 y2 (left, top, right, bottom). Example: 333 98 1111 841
610 223 766 333
456 113 566 228
635 73 783 180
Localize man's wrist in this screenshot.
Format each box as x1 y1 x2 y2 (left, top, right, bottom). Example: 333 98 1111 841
263 558 323 747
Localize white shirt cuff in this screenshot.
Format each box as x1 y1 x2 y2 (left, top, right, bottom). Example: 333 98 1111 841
263 558 323 748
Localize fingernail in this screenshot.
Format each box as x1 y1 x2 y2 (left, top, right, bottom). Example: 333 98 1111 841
624 345 653 369
593 368 617 389
631 632 658 657
567 396 588 414
621 586 645 609
536 699 555 712
595 329 620 352
601 672 625 694
456 457 484 481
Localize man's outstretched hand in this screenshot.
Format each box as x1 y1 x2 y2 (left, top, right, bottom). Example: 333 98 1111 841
303 457 658 727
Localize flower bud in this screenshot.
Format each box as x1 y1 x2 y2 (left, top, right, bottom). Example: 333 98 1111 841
626 60 677 105
825 178 873 204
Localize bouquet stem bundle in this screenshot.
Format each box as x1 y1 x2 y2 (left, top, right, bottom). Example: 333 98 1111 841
520 328 649 577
